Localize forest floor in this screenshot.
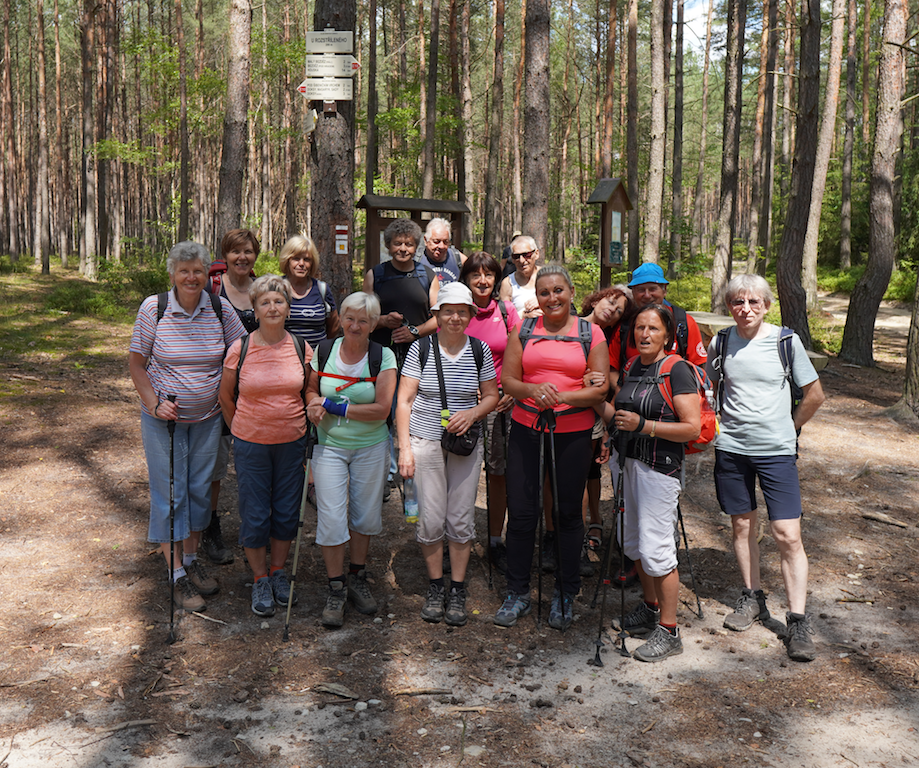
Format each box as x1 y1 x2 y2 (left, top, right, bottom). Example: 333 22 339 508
1 285 918 768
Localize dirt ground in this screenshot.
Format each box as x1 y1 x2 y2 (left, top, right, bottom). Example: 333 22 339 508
1 294 918 768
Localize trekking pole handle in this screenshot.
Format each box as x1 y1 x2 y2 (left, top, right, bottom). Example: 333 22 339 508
166 394 177 436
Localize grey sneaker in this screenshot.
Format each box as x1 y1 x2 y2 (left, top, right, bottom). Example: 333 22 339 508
347 570 378 615
321 580 347 627
548 589 574 631
173 575 206 612
541 531 557 573
633 625 683 662
724 588 769 631
784 612 817 661
444 587 468 626
421 582 446 623
270 569 297 607
611 601 661 636
494 592 532 627
186 559 219 596
251 577 275 617
201 513 234 564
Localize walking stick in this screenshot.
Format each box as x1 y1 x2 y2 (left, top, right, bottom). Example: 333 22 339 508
535 418 545 628
677 502 704 619
613 430 631 658
283 423 317 642
166 395 178 645
541 410 567 628
485 413 493 591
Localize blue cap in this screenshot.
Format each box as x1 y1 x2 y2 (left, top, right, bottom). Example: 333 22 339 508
628 262 669 287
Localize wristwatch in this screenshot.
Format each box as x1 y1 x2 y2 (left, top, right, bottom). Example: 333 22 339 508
408 325 420 339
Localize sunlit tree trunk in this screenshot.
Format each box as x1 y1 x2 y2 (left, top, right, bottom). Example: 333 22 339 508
756 0 778 276
745 0 770 275
643 0 665 264
80 0 97 278
34 0 51 273
512 1 524 231
53 0 69 266
780 0 796 192
176 0 190 242
600 0 616 177
482 0 504 256
668 0 683 275
861 0 871 145
421 0 438 199
522 0 549 255
840 0 906 366
838 0 857 269
626 0 639 269
689 0 714 259
366 0 378 195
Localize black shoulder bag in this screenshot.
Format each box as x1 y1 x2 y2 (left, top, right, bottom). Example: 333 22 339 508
430 334 481 456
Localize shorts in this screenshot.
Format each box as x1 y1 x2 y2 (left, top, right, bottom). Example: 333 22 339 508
621 458 681 577
412 435 482 545
714 450 803 521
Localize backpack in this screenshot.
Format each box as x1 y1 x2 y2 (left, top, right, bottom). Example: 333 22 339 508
372 261 431 294
417 334 486 373
497 300 510 332
313 337 385 392
234 332 308 407
207 260 255 295
615 303 689 380
157 290 223 323
518 316 593 362
712 327 803 421
623 354 718 454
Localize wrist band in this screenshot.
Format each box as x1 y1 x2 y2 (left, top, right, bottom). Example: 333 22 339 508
154 402 160 416
323 398 348 418
636 415 646 434
650 421 657 438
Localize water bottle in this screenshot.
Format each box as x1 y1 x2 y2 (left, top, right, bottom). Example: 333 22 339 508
704 388 716 411
403 477 419 524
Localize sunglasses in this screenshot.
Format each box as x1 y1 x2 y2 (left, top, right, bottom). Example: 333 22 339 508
729 298 764 309
512 250 536 261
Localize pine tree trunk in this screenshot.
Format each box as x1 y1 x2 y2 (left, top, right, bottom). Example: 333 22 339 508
775 0 821 349
780 0 796 193
512 1 524 232
839 0 857 269
900 271 919 416
522 0 549 255
482 0 504 256
626 0 639 270
600 0 616 178
861 0 871 145
802 0 845 309
756 0 778 276
176 0 190 242
460 0 473 242
745 0 769 275
710 0 745 311
3 0 21 261
80 0 97 279
216 0 251 241
366 0 378 195
34 0 51 273
689 0 714 259
668 0 683 275
839 0 906 366
421 0 438 200
643 0 666 264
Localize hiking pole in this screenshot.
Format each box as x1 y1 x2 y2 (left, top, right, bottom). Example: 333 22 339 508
677 502 704 619
535 414 547 629
166 395 178 645
283 423 317 642
485 413 493 591
543 410 568 629
613 428 631 658
588 441 625 665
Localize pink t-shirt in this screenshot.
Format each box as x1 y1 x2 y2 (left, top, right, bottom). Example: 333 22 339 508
465 299 520 383
224 334 312 445
511 318 606 433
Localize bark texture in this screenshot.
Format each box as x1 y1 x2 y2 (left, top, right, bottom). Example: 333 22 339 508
522 0 549 256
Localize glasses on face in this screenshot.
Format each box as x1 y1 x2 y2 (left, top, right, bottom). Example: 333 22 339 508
730 298 764 309
512 250 536 261
428 238 450 246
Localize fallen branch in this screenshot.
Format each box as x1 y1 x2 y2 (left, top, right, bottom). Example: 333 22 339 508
190 611 228 626
393 687 452 696
849 461 870 481
641 719 658 734
94 719 157 734
836 598 873 604
443 706 497 714
861 511 908 529
312 682 359 699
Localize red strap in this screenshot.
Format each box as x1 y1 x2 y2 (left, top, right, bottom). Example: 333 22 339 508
315 369 377 392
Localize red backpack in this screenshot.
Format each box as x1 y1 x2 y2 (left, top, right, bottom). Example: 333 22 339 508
623 354 718 454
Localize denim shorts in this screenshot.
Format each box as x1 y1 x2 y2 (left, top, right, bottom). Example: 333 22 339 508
313 440 388 547
141 410 222 543
714 450 803 521
234 436 306 548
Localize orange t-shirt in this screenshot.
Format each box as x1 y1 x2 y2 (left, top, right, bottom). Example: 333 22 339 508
224 334 311 445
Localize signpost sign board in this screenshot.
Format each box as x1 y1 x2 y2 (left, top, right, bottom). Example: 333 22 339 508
298 78 353 101
306 55 359 78
305 30 353 54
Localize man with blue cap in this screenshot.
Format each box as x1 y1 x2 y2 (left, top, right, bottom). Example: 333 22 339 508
608 261 707 385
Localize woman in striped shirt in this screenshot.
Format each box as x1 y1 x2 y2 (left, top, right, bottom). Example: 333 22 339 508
396 282 499 627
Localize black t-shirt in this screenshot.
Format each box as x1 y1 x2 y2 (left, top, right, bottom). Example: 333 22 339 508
370 261 435 367
614 356 697 476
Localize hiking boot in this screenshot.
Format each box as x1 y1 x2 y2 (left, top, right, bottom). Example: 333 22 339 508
724 588 769 631
251 577 275 617
270 569 297 607
489 542 508 575
579 537 596 578
541 531 558 573
633 625 683 663
611 601 661 636
420 582 446 623
321 580 347 627
173 575 206 612
784 612 817 662
201 513 234 564
383 478 394 503
347 569 378 615
444 587 468 627
186 559 219 596
548 589 575 631
613 557 638 589
494 592 532 627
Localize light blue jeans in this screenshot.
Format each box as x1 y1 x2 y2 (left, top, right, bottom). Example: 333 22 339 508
313 439 389 547
141 410 222 544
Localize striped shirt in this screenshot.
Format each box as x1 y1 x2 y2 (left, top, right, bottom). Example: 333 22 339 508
401 337 496 442
286 279 336 349
130 290 246 423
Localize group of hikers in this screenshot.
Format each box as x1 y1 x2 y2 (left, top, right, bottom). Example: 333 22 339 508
129 219 825 664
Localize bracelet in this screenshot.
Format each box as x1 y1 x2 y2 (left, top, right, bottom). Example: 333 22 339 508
636 415 646 434
153 401 160 416
650 421 657 438
323 398 348 418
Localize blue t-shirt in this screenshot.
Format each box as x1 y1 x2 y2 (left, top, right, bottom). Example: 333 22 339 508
286 280 337 349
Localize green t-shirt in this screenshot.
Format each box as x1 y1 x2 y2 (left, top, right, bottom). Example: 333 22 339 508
310 338 396 449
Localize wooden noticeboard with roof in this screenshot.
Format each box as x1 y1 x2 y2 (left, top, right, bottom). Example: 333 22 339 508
356 194 471 271
586 178 633 288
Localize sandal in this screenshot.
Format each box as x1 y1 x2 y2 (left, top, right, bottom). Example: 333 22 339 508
587 523 603 552
306 482 317 508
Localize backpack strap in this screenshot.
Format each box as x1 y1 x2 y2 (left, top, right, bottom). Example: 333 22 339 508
777 327 804 414
671 304 689 359
519 316 592 362
235 333 307 406
498 299 510 332
372 261 430 294
317 280 331 315
713 327 730 411
156 290 223 323
233 335 251 403
314 337 385 392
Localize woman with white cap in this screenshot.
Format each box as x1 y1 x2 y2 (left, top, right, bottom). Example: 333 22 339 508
396 282 499 626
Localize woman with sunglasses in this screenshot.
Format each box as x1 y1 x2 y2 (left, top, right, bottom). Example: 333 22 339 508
498 235 541 319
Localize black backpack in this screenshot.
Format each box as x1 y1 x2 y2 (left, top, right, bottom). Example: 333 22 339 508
314 337 385 390
417 335 486 373
156 290 223 323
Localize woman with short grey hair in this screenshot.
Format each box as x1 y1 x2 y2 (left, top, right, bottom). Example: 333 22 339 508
129 241 246 613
